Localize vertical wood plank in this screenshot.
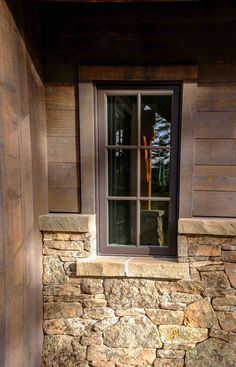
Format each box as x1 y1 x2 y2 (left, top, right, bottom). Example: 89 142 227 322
79 82 95 214
179 83 197 217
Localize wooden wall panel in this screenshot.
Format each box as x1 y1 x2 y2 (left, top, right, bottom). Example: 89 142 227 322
197 85 236 112
45 84 80 212
195 139 236 166
0 1 47 366
194 166 236 192
195 112 236 138
193 191 236 217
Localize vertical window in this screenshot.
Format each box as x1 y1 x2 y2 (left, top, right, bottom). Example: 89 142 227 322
97 86 180 256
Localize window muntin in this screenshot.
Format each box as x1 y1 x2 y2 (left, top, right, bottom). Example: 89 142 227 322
98 87 180 256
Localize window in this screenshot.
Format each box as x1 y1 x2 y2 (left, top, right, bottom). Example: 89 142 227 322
97 86 180 256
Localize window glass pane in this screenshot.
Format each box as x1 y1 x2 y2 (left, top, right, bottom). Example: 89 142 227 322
141 95 172 147
107 95 137 145
108 149 137 196
140 201 169 246
109 200 136 245
140 149 170 197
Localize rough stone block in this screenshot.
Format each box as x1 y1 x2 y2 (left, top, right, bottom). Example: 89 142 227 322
154 359 184 367
222 251 236 263
184 299 219 328
44 302 82 319
225 262 236 288
217 311 236 332
43 256 69 284
146 309 184 325
159 325 208 347
188 244 221 257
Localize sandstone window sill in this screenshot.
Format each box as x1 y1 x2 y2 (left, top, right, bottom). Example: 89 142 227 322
179 217 236 236
39 214 96 232
76 257 190 280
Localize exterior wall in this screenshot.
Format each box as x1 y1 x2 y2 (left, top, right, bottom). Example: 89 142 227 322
40 218 236 367
0 1 47 366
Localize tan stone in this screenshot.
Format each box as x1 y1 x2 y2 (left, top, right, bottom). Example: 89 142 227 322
188 244 221 257
178 218 236 236
225 262 236 288
201 271 231 297
115 308 145 317
43 318 95 336
80 331 103 346
222 250 236 262
83 298 107 307
44 240 84 250
210 328 236 343
159 302 186 311
184 299 218 328
77 259 126 277
155 280 203 295
185 338 236 367
127 258 190 280
93 317 119 331
146 309 184 325
104 279 159 309
43 248 88 258
156 350 185 359
212 295 236 311
43 256 69 284
177 236 188 257
190 268 200 281
44 284 81 296
90 362 115 367
103 315 162 348
44 302 82 319
159 325 208 347
154 359 184 367
196 264 224 271
217 312 236 332
171 292 202 304
39 213 96 232
83 307 114 320
87 345 156 365
42 335 78 367
80 278 104 294
43 232 54 240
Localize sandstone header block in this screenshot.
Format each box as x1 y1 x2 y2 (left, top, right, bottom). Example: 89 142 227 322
39 214 96 233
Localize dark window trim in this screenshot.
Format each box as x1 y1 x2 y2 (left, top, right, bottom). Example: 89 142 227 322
96 83 181 257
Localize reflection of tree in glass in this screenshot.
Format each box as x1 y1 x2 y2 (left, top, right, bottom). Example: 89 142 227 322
151 113 171 192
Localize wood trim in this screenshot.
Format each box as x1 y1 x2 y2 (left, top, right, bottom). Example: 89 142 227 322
179 83 197 217
79 82 96 214
79 65 198 82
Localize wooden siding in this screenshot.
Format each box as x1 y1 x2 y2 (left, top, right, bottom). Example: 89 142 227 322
0 1 47 366
45 84 80 212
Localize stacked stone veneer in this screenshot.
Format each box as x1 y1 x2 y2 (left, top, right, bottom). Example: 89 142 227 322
40 216 236 367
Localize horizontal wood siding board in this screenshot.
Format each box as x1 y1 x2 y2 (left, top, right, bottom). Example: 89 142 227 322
49 187 80 212
47 136 78 163
194 165 236 191
79 65 198 82
198 60 236 83
197 84 236 111
193 191 236 217
46 109 77 137
195 112 236 138
45 85 76 110
48 162 79 188
195 139 236 165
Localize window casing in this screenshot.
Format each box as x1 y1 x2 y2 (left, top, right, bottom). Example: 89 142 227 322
97 85 181 256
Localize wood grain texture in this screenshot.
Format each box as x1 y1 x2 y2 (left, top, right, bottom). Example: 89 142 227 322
48 162 79 187
79 65 198 82
194 166 236 192
45 84 76 110
195 112 236 138
46 108 77 136
179 83 197 217
195 139 236 166
49 187 80 212
193 191 236 217
47 136 77 162
0 1 47 366
197 84 236 112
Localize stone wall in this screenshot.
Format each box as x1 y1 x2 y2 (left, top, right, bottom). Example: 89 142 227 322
40 216 236 367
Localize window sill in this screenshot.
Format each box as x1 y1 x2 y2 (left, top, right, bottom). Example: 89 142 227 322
76 256 190 280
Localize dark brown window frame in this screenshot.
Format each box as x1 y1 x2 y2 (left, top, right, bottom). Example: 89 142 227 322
97 85 180 256
78 65 198 257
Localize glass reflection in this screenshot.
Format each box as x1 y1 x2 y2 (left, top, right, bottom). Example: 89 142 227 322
107 96 137 145
108 149 137 196
141 149 170 197
140 201 169 247
109 201 136 245
141 95 172 147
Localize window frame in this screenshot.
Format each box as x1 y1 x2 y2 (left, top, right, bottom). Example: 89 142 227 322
78 65 198 257
96 85 180 256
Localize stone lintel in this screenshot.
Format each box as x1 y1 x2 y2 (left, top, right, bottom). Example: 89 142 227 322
39 214 96 233
179 218 236 236
76 257 190 279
